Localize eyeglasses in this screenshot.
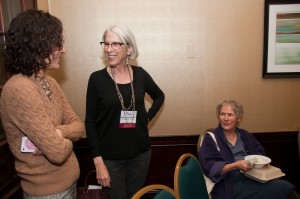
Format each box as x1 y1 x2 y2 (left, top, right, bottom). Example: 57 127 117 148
100 42 128 50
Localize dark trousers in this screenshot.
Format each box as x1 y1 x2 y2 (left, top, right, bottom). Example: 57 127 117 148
104 149 151 199
233 171 294 199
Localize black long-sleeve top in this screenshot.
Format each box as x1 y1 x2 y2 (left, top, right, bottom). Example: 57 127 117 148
85 65 165 160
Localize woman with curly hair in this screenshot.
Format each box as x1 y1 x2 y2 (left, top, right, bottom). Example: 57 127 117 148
0 10 84 199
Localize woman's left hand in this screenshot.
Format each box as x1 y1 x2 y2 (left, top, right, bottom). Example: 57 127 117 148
237 160 253 172
33 147 43 156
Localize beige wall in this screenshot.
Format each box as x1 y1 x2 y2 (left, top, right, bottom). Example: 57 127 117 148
44 0 300 136
37 0 49 12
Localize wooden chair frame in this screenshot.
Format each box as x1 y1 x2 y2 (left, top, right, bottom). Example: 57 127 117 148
174 153 209 199
131 184 176 199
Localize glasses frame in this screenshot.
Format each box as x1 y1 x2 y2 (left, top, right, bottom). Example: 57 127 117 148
100 42 128 50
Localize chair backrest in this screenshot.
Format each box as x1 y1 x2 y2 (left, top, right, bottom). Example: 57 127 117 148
131 184 176 199
197 128 214 152
174 153 209 199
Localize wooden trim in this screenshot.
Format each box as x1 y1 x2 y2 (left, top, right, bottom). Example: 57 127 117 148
1 131 298 198
73 131 300 193
21 0 38 11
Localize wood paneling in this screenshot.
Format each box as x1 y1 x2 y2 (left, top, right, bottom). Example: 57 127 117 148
1 131 299 198
0 140 21 199
74 131 300 192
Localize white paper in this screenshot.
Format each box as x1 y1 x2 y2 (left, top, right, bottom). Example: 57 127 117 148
88 185 102 190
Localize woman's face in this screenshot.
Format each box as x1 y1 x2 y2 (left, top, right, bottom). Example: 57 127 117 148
219 104 240 134
47 46 65 70
103 30 132 68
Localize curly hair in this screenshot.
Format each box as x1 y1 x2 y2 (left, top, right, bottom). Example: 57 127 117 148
3 9 64 76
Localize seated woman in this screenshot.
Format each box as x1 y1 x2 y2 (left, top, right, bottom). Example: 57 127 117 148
198 100 299 199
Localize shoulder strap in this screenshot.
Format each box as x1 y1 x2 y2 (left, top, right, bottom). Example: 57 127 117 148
207 132 220 151
200 132 220 151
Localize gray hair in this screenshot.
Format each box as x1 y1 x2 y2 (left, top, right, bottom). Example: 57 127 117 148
102 25 139 59
216 100 244 120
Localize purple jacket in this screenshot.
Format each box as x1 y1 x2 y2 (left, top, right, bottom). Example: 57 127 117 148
198 124 265 199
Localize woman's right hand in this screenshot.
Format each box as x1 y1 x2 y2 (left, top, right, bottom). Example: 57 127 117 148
93 156 111 188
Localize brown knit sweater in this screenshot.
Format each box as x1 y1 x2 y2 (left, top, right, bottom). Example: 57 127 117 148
0 74 84 196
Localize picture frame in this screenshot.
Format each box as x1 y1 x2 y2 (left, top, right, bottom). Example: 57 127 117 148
262 0 300 78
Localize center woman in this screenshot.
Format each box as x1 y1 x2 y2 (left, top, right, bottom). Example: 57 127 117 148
85 25 165 199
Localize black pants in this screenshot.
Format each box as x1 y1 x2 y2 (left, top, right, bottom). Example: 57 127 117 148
104 150 151 199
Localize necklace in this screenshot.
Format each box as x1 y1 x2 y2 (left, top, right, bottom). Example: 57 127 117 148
35 78 52 101
110 65 135 111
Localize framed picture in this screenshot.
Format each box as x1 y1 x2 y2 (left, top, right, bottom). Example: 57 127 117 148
262 0 300 78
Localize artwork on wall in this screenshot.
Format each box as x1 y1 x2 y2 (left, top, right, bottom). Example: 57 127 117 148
262 0 300 78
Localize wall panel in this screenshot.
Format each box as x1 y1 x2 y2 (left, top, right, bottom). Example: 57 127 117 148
48 0 300 136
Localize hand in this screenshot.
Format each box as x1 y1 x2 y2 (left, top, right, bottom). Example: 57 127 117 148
94 157 111 188
55 129 62 137
236 160 253 172
32 147 43 156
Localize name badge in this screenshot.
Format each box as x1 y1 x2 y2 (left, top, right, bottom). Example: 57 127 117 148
119 111 137 128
